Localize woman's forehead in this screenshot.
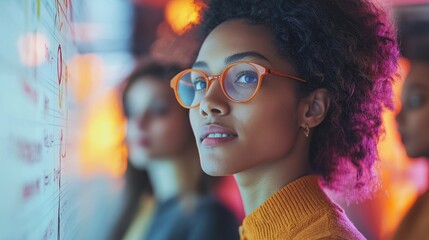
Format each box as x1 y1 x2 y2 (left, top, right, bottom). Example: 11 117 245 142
197 21 275 61
196 19 293 73
128 79 171 103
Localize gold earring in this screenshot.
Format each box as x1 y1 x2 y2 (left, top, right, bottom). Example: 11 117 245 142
304 124 310 138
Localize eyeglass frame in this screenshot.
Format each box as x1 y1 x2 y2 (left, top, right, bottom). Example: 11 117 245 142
170 61 307 109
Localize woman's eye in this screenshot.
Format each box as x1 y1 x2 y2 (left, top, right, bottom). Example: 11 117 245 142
235 72 258 85
193 80 207 91
150 104 169 116
406 94 425 109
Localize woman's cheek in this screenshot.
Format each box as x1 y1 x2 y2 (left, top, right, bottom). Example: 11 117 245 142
151 118 189 153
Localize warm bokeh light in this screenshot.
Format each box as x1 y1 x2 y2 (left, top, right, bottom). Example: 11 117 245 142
17 32 49 67
165 0 201 35
68 54 102 102
72 23 105 43
79 90 128 178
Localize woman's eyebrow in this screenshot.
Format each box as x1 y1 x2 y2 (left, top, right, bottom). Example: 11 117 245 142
192 51 270 69
192 61 208 69
225 51 270 64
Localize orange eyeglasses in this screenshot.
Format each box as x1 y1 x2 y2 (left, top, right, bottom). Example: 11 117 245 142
170 61 307 108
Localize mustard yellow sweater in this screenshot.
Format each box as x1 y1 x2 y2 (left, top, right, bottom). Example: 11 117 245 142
239 175 365 240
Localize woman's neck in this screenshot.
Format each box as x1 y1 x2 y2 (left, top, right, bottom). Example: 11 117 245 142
146 143 202 202
234 144 311 215
146 160 178 202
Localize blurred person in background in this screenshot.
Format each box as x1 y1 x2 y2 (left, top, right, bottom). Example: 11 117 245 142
393 6 429 239
114 57 239 240
394 59 429 240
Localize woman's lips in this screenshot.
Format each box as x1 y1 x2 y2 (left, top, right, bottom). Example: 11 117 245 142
397 129 406 144
400 133 407 145
199 124 237 147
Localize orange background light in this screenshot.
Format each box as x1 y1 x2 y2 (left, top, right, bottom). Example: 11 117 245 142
165 0 201 35
79 90 128 178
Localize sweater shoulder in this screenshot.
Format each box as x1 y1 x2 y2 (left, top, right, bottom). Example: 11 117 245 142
290 204 366 240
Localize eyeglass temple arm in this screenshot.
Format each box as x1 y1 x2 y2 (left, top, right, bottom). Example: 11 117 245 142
267 69 307 83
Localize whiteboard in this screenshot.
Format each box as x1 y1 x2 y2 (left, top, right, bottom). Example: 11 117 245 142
0 1 82 239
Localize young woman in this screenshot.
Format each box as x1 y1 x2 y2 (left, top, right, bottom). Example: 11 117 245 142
170 0 399 239
118 58 239 240
394 60 429 240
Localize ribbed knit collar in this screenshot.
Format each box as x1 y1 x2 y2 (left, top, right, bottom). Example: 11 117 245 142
239 175 334 240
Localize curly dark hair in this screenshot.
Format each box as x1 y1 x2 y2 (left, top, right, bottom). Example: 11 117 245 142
197 0 399 201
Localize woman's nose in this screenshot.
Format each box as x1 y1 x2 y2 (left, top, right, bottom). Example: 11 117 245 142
135 113 150 129
395 107 404 125
199 80 230 117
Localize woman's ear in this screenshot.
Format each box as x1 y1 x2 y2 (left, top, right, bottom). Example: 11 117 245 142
300 88 330 129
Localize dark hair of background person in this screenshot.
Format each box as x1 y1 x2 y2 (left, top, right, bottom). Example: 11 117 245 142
110 164 152 240
395 4 429 62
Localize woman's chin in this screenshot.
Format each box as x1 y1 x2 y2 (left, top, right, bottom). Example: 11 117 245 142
404 144 426 159
201 162 238 177
129 157 150 170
